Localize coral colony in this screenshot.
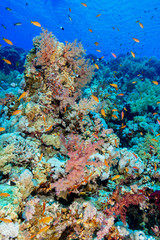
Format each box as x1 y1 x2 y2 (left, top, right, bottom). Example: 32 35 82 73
0 29 160 239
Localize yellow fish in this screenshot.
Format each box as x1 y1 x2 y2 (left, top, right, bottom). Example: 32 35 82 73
12 110 22 116
0 127 5 132
31 21 41 27
81 3 87 7
152 81 159 85
132 38 140 43
101 109 106 117
3 58 11 65
111 175 120 181
92 95 99 102
39 216 53 224
131 51 135 58
0 193 10 197
94 63 99 69
18 92 26 101
139 22 144 28
0 218 12 223
110 83 118 89
2 38 13 45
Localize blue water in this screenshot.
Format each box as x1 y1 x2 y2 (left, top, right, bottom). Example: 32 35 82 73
1 0 160 59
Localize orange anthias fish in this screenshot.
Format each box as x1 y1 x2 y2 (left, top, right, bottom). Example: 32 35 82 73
18 92 27 101
81 3 87 7
96 14 101 17
121 111 124 120
152 139 158 142
0 127 5 132
92 95 99 102
132 152 138 159
31 21 41 27
131 51 135 58
112 114 118 119
88 29 93 33
117 93 124 96
37 226 50 235
39 153 43 162
39 216 53 224
111 175 120 181
94 63 99 69
139 22 144 28
12 110 22 116
0 193 10 197
110 83 118 89
0 218 12 223
96 50 101 52
111 52 117 58
152 81 159 85
132 38 140 43
157 119 160 125
2 38 13 45
104 159 109 167
3 58 11 65
101 109 106 117
45 125 53 132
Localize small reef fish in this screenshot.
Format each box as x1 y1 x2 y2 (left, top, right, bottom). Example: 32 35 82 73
104 159 109 167
3 58 11 65
110 83 118 89
96 14 101 17
152 139 158 142
132 81 137 84
69 8 71 12
131 51 135 58
117 93 124 96
132 38 140 43
112 114 118 119
31 21 41 27
94 42 99 46
156 133 160 136
81 3 87 7
92 133 99 139
0 128 5 132
88 29 93 33
0 193 10 197
14 22 22 26
92 95 99 102
0 218 12 223
150 145 155 149
39 153 43 162
96 50 101 52
115 139 118 147
121 111 124 120
133 166 139 171
132 152 138 159
152 81 159 85
111 52 117 58
111 175 120 181
101 109 106 117
139 22 144 28
2 24 7 29
154 163 157 171
157 119 160 125
37 225 50 235
18 92 26 101
157 102 160 104
121 124 126 129
112 109 118 112
68 15 72 21
2 38 13 45
124 107 127 111
5 7 12 11
39 216 53 224
45 125 53 132
12 110 22 115
94 63 99 69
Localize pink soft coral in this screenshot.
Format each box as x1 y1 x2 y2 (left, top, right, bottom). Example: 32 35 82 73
51 134 103 196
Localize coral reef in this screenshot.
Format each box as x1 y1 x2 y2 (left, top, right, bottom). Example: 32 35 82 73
0 30 159 240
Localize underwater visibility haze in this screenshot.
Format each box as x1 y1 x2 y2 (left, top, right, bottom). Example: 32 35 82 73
0 0 160 239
